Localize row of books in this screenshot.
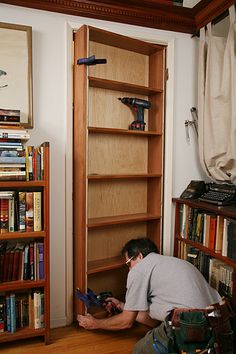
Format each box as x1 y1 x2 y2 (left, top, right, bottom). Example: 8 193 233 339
178 242 233 298
178 203 236 261
0 144 45 181
0 241 44 283
0 290 44 333
0 191 42 234
0 109 21 126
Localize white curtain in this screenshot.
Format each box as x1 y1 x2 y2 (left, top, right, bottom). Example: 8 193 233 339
198 5 236 183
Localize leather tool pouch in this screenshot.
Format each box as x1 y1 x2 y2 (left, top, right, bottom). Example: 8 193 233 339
166 300 235 354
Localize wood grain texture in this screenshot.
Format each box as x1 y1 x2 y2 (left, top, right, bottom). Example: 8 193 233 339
0 324 149 354
0 0 233 34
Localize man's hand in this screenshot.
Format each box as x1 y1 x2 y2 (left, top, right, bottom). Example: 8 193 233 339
105 297 124 312
77 314 98 330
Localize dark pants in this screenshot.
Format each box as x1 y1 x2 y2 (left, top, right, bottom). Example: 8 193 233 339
133 322 169 354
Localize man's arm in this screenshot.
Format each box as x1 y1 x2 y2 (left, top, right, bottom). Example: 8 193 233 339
77 310 137 331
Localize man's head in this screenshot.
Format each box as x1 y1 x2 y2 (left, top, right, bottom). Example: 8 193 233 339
121 238 159 269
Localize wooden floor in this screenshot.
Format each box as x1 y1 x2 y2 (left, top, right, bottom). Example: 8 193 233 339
0 323 148 354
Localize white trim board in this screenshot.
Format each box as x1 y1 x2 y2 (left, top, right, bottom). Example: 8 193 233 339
65 19 175 325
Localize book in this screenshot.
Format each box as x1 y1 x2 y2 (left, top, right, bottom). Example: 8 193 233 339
18 192 26 232
0 297 5 332
0 108 20 119
40 293 44 328
222 218 230 257
26 146 34 180
208 215 217 250
0 241 7 282
34 292 41 329
38 242 44 279
0 129 30 140
6 296 11 332
215 215 224 253
0 198 9 233
9 293 16 333
208 258 224 291
34 192 42 231
29 242 34 280
28 292 34 329
26 192 34 232
0 156 25 163
8 197 15 232
227 220 236 261
23 244 30 280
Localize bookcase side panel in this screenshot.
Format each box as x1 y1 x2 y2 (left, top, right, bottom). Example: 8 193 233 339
43 144 50 343
73 25 88 316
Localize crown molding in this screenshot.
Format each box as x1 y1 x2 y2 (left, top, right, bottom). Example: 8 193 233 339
0 0 234 34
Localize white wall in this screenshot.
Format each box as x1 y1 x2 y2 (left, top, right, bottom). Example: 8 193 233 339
0 3 205 328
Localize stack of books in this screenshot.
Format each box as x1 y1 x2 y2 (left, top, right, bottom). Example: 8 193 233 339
0 109 20 126
0 111 30 180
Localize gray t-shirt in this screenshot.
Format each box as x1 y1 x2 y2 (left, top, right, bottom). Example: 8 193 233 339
124 253 221 321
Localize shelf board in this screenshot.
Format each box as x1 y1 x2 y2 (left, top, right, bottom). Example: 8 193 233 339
88 256 124 274
88 173 161 180
0 279 45 292
0 231 45 240
0 180 46 188
0 327 45 343
173 198 236 219
88 126 161 136
176 236 236 269
88 213 160 228
89 76 163 95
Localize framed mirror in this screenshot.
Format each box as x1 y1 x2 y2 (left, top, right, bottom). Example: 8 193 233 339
0 22 33 129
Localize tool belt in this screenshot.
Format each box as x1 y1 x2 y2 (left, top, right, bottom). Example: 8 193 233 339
165 299 235 354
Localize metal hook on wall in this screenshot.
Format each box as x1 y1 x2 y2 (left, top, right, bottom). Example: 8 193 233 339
185 107 198 142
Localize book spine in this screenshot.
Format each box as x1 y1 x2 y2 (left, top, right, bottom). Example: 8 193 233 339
34 292 41 329
10 293 16 333
40 293 44 328
18 192 26 232
28 146 34 180
33 192 42 231
8 197 15 232
38 242 44 279
28 292 34 328
6 296 11 332
29 242 34 280
0 199 9 233
0 297 5 332
23 244 30 280
12 250 20 281
26 192 34 232
25 146 29 181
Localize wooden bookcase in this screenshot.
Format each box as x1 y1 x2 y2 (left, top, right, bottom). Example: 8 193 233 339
0 142 50 344
173 198 236 310
73 26 166 316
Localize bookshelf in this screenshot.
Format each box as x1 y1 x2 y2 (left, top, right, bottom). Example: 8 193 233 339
73 26 166 316
173 198 236 310
0 142 50 344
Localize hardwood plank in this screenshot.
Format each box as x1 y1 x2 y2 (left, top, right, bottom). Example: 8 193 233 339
0 324 149 354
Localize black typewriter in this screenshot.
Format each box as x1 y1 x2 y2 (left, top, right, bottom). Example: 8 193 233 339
199 183 236 206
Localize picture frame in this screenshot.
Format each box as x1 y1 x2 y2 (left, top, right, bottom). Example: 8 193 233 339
0 22 33 129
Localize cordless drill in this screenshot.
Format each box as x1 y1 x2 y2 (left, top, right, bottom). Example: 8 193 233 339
118 97 151 131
